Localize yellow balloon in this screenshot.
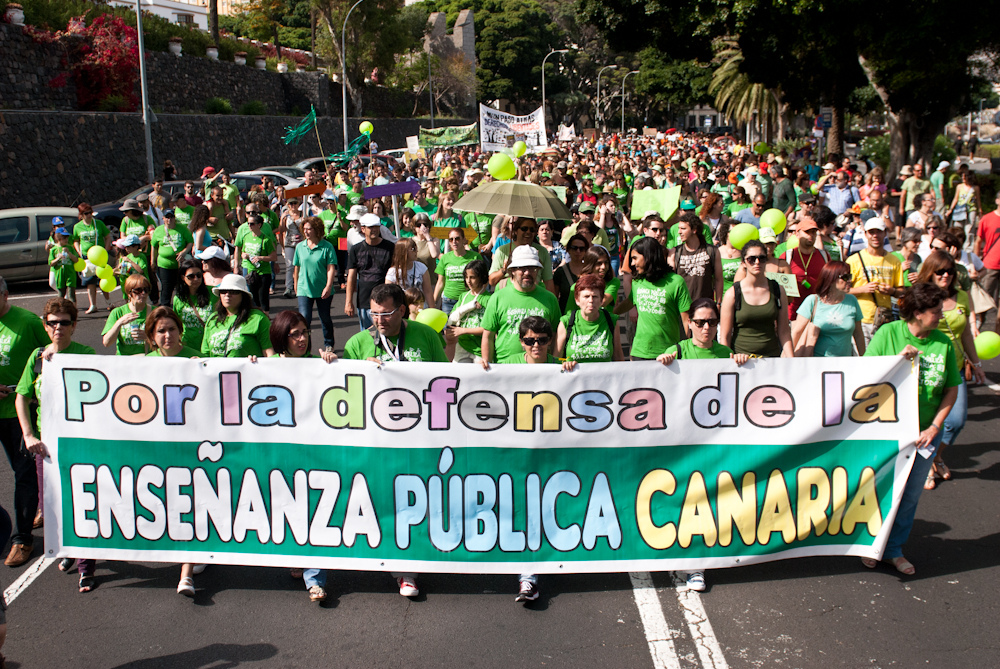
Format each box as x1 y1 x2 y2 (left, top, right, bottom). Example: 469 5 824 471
513 141 528 158
99 277 118 293
97 265 115 280
359 121 374 135
87 246 109 267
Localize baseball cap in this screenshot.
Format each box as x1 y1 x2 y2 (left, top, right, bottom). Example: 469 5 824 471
796 218 819 232
201 166 216 178
162 209 175 218
196 245 230 261
53 226 70 236
758 228 777 244
122 234 142 247
360 213 382 228
864 216 887 231
347 204 369 221
508 245 543 269
822 162 836 170
860 209 878 223
679 199 697 211
937 161 950 171
579 202 596 214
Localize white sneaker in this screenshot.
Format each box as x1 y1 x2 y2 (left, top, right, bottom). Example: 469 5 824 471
397 576 419 597
177 577 195 597
191 564 206 575
685 571 706 592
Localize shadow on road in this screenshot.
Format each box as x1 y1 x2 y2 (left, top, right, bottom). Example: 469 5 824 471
109 643 278 669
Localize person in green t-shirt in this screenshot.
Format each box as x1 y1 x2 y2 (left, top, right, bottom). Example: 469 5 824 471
343 283 447 363
565 245 621 313
614 237 692 360
201 274 274 358
293 218 338 350
48 226 79 301
144 306 199 358
557 274 623 366
173 258 217 351
150 209 194 307
72 204 113 313
444 259 490 363
171 193 195 230
238 215 279 315
15 297 93 578
115 235 150 284
103 274 152 355
481 246 561 365
434 230 482 315
862 283 959 577
891 226 923 288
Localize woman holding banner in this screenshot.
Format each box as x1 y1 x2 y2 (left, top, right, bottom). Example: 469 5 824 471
15 298 97 593
201 274 274 358
557 274 623 365
862 283 959 575
720 240 793 358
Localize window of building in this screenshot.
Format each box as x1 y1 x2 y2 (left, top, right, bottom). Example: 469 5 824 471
176 13 193 24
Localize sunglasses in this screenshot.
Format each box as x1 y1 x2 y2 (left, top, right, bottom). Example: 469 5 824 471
744 255 766 264
569 245 587 251
185 272 203 280
934 268 954 276
518 226 538 233
691 318 719 328
839 273 852 282
131 288 149 295
45 318 74 328
449 237 464 242
521 336 550 346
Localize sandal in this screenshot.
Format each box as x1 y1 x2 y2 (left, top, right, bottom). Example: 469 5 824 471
936 461 952 481
888 556 915 576
861 557 878 569
79 574 96 593
924 469 937 490
58 558 76 572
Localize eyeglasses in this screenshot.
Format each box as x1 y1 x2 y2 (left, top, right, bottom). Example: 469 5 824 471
131 288 149 295
371 308 398 320
185 272 203 280
569 245 587 251
45 318 74 328
839 273 852 282
744 255 766 264
691 318 719 328
521 336 550 346
288 328 309 339
518 226 538 233
934 268 954 276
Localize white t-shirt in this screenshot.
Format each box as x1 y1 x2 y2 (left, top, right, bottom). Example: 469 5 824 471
385 261 429 290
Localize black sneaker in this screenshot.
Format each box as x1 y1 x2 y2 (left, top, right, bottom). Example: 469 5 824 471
515 580 538 603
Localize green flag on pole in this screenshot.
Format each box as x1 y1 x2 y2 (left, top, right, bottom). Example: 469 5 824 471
282 106 317 145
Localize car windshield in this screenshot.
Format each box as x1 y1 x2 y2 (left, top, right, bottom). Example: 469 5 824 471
121 186 152 202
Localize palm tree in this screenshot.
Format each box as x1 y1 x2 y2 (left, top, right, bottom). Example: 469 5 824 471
710 45 788 142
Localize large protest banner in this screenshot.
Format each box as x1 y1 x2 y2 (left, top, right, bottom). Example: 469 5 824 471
418 123 479 149
43 356 917 574
479 104 548 154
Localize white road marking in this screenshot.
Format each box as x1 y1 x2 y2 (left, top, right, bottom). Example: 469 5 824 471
629 571 682 669
672 573 729 669
4 556 55 605
987 383 1000 392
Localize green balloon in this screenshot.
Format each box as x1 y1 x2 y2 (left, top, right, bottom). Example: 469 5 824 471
487 153 516 181
729 223 759 250
87 245 108 267
415 307 448 333
760 208 787 234
359 121 374 135
99 277 118 294
975 331 1000 360
774 242 788 258
513 141 527 157
73 258 86 272
97 264 115 281
810 183 819 195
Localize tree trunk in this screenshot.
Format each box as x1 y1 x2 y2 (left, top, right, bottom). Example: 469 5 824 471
209 0 219 45
273 25 282 59
827 104 845 161
318 9 359 119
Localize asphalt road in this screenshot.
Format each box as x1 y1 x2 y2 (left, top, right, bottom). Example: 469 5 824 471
1 277 999 669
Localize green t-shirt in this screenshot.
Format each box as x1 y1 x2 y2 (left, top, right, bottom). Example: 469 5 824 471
406 201 437 217
481 284 561 363
0 306 51 418
146 345 200 358
938 290 971 369
629 273 692 359
150 225 194 270
463 212 494 248
173 205 195 229
343 320 448 362
116 252 149 281
120 215 150 240
560 309 618 362
72 219 109 254
16 342 95 434
201 310 272 358
864 320 961 430
454 290 491 356
238 231 276 275
435 250 482 300
172 293 217 351
501 353 560 364
723 202 751 217
721 256 741 295
664 339 733 360
293 239 338 298
102 305 149 356
49 244 79 288
666 222 713 249
890 251 921 287
565 276 621 313
320 210 346 242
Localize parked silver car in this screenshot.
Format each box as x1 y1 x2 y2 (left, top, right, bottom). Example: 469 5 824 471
0 207 80 282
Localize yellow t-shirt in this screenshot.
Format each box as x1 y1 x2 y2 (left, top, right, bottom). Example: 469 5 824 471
847 249 903 323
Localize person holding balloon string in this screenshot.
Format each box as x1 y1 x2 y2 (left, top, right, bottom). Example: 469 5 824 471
102 274 152 356
48 226 79 304
114 234 151 285
72 203 114 313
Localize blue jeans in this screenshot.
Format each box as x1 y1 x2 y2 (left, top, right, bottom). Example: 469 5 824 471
884 430 943 559
298 295 335 348
610 256 621 277
442 296 458 315
357 308 373 331
304 568 327 589
941 378 967 446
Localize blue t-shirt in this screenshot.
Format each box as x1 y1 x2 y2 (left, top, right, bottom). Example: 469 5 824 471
732 207 761 228
796 293 863 357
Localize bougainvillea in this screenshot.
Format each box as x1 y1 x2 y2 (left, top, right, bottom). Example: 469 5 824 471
27 15 139 111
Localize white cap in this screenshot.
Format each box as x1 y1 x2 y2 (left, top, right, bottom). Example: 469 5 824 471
196 245 230 261
211 273 252 296
347 204 369 221
758 227 777 244
864 217 888 232
360 213 382 228
937 161 951 171
508 245 543 269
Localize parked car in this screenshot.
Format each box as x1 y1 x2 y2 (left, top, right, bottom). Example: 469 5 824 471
294 154 392 173
254 165 307 179
232 170 303 190
93 180 203 230
0 207 80 282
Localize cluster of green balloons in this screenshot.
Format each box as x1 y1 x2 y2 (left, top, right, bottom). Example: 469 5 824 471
975 331 1000 360
86 246 118 293
359 121 374 135
487 153 516 181
415 307 448 332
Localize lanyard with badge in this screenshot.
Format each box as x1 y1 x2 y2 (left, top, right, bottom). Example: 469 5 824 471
374 322 406 361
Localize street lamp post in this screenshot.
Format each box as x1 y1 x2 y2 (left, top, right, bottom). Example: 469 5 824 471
621 70 639 135
541 49 569 128
428 49 435 129
134 0 154 183
342 0 365 151
596 65 617 133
